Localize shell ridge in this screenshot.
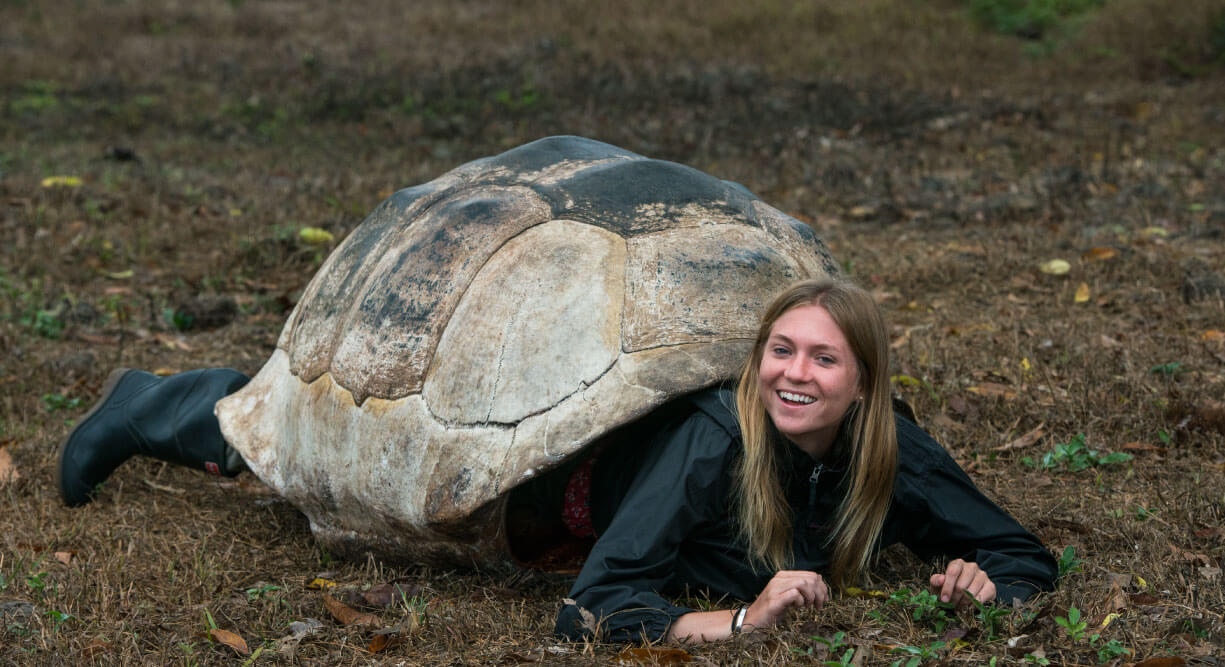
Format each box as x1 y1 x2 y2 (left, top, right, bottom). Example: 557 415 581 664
299 182 459 390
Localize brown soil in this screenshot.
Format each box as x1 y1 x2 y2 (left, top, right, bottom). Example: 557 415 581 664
1 1 1223 664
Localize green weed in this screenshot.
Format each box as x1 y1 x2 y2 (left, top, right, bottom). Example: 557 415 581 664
973 598 1011 640
41 393 84 412
1022 433 1132 472
889 640 947 667
1057 545 1083 578
1055 605 1087 642
968 0 1107 40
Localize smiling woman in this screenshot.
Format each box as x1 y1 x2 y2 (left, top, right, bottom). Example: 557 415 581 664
554 277 1057 644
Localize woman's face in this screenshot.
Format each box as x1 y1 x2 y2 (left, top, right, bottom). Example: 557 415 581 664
758 303 862 459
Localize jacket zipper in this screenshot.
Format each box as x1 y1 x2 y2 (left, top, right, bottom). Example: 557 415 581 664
807 464 825 514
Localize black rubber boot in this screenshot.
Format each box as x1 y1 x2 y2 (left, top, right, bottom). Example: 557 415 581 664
57 367 250 507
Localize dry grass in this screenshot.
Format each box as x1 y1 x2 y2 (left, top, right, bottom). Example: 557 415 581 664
1 0 1223 664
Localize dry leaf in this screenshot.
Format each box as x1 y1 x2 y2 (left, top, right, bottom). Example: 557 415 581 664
324 593 380 628
1199 330 1224 342
1082 247 1117 261
82 639 110 658
208 629 250 655
1134 658 1185 667
53 551 73 566
1074 282 1090 303
995 423 1045 451
1122 442 1167 454
1193 526 1222 539
561 598 598 636
363 581 422 608
0 448 20 486
616 646 693 665
967 383 1017 399
501 650 542 663
1039 259 1071 275
306 578 337 590
1200 566 1221 580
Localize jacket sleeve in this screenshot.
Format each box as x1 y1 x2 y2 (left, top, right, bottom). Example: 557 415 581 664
892 418 1058 604
554 412 736 643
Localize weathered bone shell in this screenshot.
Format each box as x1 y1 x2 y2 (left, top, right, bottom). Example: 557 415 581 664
215 136 836 567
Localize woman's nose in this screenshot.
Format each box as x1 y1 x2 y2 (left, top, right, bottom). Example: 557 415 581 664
784 356 812 381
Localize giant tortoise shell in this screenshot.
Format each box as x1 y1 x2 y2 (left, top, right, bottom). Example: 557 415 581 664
214 135 837 567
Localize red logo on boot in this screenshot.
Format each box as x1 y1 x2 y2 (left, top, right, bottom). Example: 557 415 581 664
204 462 221 475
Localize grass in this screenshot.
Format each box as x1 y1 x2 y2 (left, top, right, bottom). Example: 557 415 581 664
1 0 1223 664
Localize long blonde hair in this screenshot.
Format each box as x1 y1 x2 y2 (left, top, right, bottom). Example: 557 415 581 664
733 278 897 589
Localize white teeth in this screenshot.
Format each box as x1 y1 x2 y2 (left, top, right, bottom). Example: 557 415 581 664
778 390 815 404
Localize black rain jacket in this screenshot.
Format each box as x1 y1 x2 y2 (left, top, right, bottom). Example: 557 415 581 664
554 387 1057 642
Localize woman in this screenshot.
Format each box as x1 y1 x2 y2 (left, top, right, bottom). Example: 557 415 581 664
58 278 1055 644
552 278 1056 643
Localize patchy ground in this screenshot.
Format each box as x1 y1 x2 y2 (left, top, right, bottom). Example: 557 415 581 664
1 1 1224 664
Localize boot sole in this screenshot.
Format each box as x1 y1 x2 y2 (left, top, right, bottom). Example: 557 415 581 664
55 367 134 506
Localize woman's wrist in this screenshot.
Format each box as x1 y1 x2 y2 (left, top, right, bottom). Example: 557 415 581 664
730 606 748 635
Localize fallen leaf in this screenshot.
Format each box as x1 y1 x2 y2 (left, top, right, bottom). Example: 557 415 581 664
1074 282 1090 303
1121 442 1167 454
75 332 120 345
1040 259 1071 275
562 598 598 636
53 551 73 566
106 270 133 280
994 423 1045 451
369 614 422 653
501 650 542 663
41 176 83 188
0 448 20 486
1193 526 1222 539
274 618 322 656
1140 226 1170 238
306 578 337 590
1199 330 1224 342
1129 592 1160 605
208 629 250 655
152 333 192 351
966 382 1017 399
616 646 693 665
848 205 876 219
1082 247 1117 261
323 594 380 628
1200 566 1221 580
298 227 335 245
1134 658 1185 667
843 586 887 597
82 639 110 658
363 581 422 608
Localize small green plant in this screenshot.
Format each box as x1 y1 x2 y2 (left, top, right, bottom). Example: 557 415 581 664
1055 605 1087 642
400 592 429 626
968 0 1107 40
41 393 85 412
973 598 1011 640
1149 362 1184 376
1134 506 1158 521
889 640 947 667
795 631 856 666
1158 429 1172 445
163 307 194 331
1057 545 1083 578
245 584 282 600
44 609 72 631
1024 653 1051 665
1092 636 1131 663
1024 433 1132 472
18 308 65 339
882 588 956 633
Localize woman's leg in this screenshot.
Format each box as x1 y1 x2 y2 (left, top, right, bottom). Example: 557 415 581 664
56 367 250 506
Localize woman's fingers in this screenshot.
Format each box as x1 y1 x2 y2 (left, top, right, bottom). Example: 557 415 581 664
746 571 828 629
930 560 997 606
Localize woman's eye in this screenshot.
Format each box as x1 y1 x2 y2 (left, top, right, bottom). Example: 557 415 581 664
771 346 790 356
816 355 836 365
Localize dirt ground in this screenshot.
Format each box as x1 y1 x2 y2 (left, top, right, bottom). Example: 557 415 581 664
2 1 1224 664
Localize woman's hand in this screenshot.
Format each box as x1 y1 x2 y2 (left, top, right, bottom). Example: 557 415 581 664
929 559 996 607
744 570 829 629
